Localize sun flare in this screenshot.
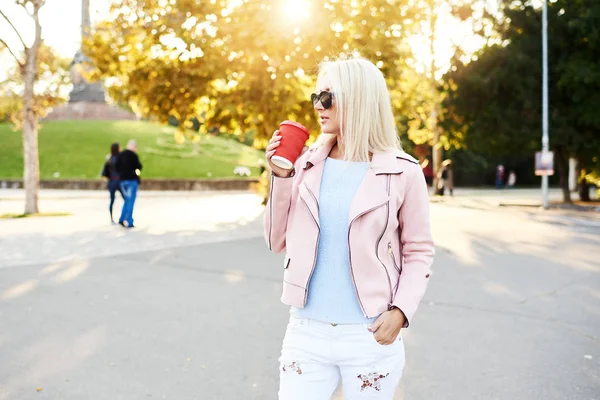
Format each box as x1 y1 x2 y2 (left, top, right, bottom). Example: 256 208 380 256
281 0 311 22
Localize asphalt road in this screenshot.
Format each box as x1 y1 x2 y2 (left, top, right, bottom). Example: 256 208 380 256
0 189 598 400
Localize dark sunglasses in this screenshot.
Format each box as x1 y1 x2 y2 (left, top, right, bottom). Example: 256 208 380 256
310 91 334 109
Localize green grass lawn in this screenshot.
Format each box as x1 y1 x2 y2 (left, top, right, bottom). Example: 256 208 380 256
0 120 265 179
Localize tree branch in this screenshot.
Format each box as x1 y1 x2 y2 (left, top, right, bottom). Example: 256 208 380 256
0 9 28 49
0 37 24 67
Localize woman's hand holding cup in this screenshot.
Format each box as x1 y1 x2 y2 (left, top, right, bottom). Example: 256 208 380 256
266 121 310 178
266 130 293 178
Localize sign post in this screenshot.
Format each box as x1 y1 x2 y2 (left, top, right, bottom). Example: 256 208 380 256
541 0 550 209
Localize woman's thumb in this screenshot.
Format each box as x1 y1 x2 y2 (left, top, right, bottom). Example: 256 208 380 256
368 319 384 332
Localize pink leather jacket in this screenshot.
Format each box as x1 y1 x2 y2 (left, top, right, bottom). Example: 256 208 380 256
264 139 435 326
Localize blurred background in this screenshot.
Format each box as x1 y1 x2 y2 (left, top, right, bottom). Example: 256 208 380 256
1 0 598 204
0 1 599 399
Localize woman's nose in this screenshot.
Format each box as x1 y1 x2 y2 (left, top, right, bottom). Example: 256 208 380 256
313 100 324 111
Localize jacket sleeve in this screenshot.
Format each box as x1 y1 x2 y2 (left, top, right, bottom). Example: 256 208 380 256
101 162 109 178
263 149 312 253
392 163 435 327
263 172 295 253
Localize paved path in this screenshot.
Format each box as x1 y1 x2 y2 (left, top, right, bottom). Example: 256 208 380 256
0 189 598 399
0 190 265 269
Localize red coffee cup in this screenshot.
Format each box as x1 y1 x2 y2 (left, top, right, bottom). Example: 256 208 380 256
271 120 310 170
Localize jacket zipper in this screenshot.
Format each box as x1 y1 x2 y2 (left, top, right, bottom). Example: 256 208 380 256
306 185 319 211
300 188 320 304
375 176 393 304
348 200 388 317
268 173 274 251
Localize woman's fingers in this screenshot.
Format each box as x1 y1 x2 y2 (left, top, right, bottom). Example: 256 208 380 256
266 150 277 160
266 130 281 165
266 141 280 152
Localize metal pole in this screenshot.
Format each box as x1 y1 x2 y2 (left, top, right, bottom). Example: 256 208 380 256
541 0 549 209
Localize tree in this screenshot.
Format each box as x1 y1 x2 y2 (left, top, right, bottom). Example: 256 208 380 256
442 0 600 202
0 43 70 125
397 0 491 190
551 0 600 201
207 0 419 145
85 0 462 149
83 0 232 143
0 0 48 214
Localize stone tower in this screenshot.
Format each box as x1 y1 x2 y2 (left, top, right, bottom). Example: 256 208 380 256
45 0 136 121
68 0 106 103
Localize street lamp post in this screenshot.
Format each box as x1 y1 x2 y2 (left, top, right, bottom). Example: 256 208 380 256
541 0 549 209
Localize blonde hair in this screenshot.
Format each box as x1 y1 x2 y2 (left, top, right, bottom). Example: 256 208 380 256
316 57 401 161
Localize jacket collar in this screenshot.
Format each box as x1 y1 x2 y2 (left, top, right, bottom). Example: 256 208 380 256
302 136 417 175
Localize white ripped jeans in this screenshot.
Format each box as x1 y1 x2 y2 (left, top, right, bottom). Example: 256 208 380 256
278 315 405 399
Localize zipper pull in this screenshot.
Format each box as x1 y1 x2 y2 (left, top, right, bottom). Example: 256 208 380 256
388 242 393 254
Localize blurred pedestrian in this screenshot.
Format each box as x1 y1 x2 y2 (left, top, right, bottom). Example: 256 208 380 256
435 160 453 196
507 170 517 189
442 159 454 196
264 57 434 399
116 139 142 228
496 164 505 189
101 142 124 224
421 158 434 188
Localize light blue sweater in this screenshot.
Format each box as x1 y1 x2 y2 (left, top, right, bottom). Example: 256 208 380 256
294 157 376 324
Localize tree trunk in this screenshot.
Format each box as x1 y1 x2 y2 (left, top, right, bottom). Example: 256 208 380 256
554 146 571 203
22 4 43 214
428 1 442 193
432 109 443 193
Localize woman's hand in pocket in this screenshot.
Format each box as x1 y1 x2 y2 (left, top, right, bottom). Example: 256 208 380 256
368 308 406 345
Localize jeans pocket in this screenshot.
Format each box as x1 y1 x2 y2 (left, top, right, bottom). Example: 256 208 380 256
368 329 402 348
287 317 306 331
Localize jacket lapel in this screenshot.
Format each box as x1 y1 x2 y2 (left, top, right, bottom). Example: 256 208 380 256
297 138 336 226
348 168 390 224
298 162 325 227
299 139 417 226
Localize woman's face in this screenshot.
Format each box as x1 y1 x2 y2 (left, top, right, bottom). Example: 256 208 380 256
313 77 340 135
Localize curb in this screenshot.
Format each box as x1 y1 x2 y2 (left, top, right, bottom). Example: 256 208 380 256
0 178 260 192
498 202 541 208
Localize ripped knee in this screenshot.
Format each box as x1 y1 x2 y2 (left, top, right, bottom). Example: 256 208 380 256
281 361 303 375
357 372 389 392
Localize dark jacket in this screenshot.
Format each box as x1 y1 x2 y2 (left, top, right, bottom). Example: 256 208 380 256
116 149 142 182
101 155 120 180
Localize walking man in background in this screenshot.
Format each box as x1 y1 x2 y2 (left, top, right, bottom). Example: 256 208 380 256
116 139 142 228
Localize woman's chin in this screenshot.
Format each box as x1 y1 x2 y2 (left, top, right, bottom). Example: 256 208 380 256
320 127 339 135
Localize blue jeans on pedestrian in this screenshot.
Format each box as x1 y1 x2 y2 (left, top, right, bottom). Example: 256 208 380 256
119 180 138 227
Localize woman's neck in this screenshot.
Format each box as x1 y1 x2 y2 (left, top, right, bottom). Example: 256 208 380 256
328 138 372 161
329 140 344 160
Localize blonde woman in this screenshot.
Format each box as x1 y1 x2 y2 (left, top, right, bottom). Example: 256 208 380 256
264 57 435 399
